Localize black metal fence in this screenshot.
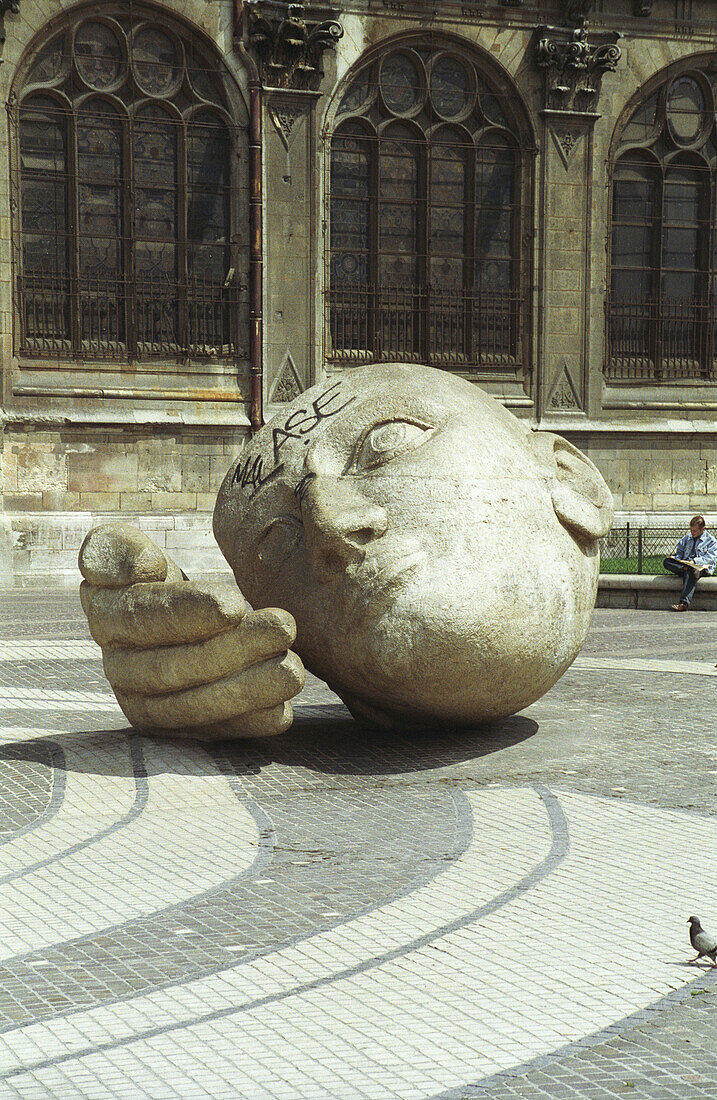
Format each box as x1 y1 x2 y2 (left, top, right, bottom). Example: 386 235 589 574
19 270 239 361
327 284 522 365
606 297 717 382
600 525 693 574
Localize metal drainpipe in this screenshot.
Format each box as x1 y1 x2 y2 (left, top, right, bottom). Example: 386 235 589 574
235 27 264 434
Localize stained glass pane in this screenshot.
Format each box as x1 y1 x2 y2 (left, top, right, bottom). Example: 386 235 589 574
187 111 231 349
133 26 180 95
20 97 65 175
663 166 703 224
20 98 67 275
380 53 421 114
134 107 177 279
379 126 418 284
187 52 222 104
667 77 706 144
621 92 658 145
135 107 178 352
75 21 124 90
431 58 470 119
430 134 466 290
475 136 515 290
330 130 371 352
477 77 508 128
379 128 418 200
338 69 371 115
77 101 123 275
27 35 65 85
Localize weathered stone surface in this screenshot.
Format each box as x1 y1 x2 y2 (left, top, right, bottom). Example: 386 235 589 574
78 526 303 739
215 364 614 729
79 523 169 588
80 365 612 735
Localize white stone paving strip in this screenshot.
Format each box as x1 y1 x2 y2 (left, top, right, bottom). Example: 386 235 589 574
1 788 715 1098
0 787 549 1074
0 641 100 662
572 655 717 677
0 735 136 877
3 688 118 712
0 742 259 960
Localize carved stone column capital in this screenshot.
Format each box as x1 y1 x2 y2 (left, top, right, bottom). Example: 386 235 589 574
534 23 622 110
0 0 19 46
244 0 343 91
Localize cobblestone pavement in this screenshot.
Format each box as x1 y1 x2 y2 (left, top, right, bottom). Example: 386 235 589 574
0 587 716 1099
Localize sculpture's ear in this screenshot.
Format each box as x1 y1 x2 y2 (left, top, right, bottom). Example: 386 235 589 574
532 432 614 541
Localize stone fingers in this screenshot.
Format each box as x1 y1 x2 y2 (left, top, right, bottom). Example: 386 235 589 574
102 609 298 696
82 579 250 649
176 702 295 741
114 651 305 731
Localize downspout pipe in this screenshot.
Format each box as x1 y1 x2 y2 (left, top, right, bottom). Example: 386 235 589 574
235 12 264 434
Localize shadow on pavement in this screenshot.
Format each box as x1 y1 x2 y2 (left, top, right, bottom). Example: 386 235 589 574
0 710 539 779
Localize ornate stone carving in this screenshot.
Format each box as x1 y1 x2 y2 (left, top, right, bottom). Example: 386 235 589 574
270 352 303 402
534 22 622 110
552 126 582 167
244 0 343 91
550 380 578 410
0 0 19 44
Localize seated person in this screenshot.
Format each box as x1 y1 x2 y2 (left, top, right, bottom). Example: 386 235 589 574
663 515 717 612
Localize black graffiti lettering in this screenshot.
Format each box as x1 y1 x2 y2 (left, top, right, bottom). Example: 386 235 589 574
236 380 357 495
311 381 357 421
270 381 357 466
231 453 283 496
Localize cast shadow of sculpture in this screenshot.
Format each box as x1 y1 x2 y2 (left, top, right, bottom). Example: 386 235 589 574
0 712 538 781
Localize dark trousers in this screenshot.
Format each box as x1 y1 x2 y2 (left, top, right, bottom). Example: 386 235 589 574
663 557 701 605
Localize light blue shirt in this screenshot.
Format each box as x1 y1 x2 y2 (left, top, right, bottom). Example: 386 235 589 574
674 530 717 575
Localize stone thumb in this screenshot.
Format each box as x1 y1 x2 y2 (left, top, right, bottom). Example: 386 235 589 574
79 523 180 588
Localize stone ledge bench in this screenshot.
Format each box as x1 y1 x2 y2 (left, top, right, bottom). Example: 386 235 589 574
597 574 717 611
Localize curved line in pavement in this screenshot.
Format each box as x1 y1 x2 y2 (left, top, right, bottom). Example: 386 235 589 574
0 779 473 1039
0 743 66 845
0 738 147 886
431 965 717 1099
0 785 567 1080
0 745 277 978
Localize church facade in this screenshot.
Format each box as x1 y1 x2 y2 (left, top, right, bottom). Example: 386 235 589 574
1 0 716 578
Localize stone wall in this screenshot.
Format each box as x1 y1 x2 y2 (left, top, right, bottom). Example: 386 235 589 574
2 0 717 581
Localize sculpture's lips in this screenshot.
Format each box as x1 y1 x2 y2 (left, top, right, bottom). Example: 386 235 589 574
347 538 427 601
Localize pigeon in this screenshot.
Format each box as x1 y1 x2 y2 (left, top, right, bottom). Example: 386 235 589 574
687 916 717 966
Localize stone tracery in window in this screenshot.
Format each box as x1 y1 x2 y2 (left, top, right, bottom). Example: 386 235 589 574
327 44 528 370
607 65 717 383
15 10 241 363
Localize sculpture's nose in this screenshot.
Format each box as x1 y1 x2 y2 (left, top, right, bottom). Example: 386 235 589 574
300 475 388 584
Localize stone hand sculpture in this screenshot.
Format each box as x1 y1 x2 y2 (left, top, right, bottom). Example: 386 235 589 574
80 363 613 736
79 523 304 739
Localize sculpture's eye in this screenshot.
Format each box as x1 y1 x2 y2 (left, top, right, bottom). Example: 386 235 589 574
256 516 303 572
355 420 431 472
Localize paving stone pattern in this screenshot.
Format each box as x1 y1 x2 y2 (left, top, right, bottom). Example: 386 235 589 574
0 588 716 1098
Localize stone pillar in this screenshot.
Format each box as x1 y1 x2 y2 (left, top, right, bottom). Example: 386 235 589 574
538 107 600 419
264 89 320 407
243 0 343 408
532 13 622 422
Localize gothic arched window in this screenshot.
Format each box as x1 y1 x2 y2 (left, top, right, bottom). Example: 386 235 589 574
328 43 530 370
14 11 243 363
608 68 717 382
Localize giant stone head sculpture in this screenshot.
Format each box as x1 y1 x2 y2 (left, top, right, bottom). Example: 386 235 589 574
213 362 613 728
